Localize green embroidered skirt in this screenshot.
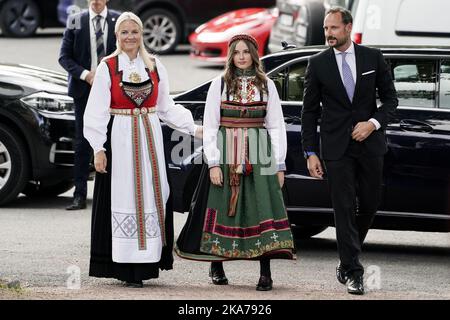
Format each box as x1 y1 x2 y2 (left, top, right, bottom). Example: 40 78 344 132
176 127 295 261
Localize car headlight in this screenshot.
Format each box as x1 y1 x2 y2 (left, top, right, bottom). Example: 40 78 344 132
21 91 74 114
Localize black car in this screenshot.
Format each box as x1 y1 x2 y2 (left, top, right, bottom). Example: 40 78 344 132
167 45 450 237
106 0 276 54
0 64 76 205
0 0 67 37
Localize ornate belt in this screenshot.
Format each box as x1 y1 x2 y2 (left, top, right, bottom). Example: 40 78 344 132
109 107 156 116
220 116 265 128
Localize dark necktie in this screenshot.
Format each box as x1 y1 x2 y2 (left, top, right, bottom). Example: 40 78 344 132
94 15 105 64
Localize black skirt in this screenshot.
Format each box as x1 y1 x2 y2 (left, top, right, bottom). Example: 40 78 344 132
176 163 209 254
175 164 228 261
89 117 174 282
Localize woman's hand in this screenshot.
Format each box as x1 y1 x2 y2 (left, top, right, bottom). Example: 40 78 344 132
94 150 107 173
209 167 223 187
194 126 203 140
277 171 285 188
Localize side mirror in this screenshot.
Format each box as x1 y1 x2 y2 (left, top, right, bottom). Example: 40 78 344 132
281 41 297 50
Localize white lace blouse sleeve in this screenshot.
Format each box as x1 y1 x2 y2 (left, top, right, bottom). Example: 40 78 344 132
202 76 222 168
83 61 111 154
265 78 287 171
155 58 198 135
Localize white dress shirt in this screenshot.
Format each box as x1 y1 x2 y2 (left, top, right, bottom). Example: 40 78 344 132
333 42 381 130
80 6 109 81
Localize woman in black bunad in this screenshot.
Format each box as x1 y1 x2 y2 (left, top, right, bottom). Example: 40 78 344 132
84 11 201 288
176 34 295 291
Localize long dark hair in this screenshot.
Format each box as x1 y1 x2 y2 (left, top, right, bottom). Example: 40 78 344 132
223 39 267 97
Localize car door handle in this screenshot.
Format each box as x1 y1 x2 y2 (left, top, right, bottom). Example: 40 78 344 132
399 120 433 133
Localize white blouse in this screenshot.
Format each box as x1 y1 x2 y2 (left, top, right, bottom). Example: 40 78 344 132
203 75 287 171
83 52 198 154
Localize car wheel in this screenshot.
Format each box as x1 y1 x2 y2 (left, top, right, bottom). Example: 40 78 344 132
141 8 181 54
0 124 30 205
0 0 41 37
295 1 325 46
291 225 328 239
22 179 74 197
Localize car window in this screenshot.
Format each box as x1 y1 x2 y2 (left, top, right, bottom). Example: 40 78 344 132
287 62 307 102
268 61 307 102
439 60 450 109
269 69 286 100
389 59 437 108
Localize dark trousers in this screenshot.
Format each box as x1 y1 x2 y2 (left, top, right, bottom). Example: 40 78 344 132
324 140 383 277
73 95 92 199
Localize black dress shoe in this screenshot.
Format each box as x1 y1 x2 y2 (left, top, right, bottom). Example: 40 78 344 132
256 276 273 291
336 263 348 285
66 196 86 210
347 275 364 295
124 281 143 288
209 265 228 285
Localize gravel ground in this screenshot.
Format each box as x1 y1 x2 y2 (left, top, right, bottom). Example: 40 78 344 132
1 187 449 300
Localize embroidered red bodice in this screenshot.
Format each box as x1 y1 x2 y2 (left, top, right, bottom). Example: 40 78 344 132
105 55 159 109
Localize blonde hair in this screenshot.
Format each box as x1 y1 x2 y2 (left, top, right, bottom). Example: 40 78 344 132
102 11 155 71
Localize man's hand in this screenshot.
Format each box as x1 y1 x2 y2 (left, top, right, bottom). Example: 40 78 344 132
307 154 323 179
352 121 376 142
209 167 223 186
94 150 107 173
85 71 96 86
277 171 285 188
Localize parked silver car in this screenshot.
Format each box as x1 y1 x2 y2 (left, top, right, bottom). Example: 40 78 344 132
268 0 326 52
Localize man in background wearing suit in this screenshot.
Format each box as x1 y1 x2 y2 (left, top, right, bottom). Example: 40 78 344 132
59 0 120 210
301 7 398 295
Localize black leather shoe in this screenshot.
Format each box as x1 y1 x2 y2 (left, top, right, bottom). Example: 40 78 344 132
336 263 348 285
66 196 86 210
124 281 143 288
347 275 364 295
256 276 273 291
209 265 228 285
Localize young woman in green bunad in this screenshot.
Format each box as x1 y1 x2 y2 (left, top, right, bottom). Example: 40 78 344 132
176 34 295 291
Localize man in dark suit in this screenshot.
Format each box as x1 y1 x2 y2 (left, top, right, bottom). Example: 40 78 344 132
301 7 398 295
59 0 120 210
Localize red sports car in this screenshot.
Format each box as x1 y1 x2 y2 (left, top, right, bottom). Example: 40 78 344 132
189 7 278 64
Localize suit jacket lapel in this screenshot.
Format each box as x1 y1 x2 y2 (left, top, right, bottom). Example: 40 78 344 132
326 47 352 107
353 43 363 104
